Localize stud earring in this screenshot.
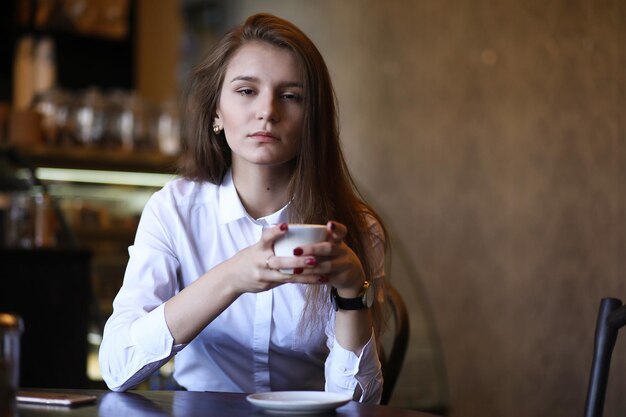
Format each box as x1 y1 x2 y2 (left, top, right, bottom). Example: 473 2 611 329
213 125 222 134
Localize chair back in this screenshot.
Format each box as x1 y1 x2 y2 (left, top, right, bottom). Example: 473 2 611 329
380 283 410 405
584 297 626 417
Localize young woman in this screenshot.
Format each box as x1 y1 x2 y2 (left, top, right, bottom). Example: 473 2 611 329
99 13 388 404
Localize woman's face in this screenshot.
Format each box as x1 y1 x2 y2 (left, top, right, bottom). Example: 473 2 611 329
215 41 304 171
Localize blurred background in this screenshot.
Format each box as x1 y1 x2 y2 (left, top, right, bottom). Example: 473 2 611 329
0 1 624 417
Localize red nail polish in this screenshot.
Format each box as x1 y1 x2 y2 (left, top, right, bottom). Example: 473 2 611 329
294 268 303 274
293 247 303 256
330 222 336 230
280 223 288 231
305 258 317 266
318 276 329 283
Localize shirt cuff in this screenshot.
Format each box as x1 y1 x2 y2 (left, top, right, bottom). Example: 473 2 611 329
130 303 176 359
327 330 379 390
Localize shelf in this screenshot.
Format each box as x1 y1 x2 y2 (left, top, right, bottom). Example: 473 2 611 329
13 27 130 44
8 145 178 174
76 225 137 243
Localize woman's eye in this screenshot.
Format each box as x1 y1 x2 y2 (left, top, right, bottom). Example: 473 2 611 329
237 88 254 96
281 92 301 101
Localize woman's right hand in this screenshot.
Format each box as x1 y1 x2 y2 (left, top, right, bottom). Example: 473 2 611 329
165 223 290 343
165 223 320 343
223 223 287 294
224 223 323 295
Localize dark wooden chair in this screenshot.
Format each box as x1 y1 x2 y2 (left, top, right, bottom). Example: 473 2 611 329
584 297 626 417
380 283 409 405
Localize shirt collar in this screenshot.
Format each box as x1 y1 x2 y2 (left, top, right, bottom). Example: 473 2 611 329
218 169 290 226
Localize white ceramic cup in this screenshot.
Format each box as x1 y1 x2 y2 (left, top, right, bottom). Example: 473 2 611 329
273 224 327 274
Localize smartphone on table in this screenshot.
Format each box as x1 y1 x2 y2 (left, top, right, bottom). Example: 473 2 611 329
17 391 97 406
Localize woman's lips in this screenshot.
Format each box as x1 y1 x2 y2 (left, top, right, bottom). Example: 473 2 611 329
248 131 278 142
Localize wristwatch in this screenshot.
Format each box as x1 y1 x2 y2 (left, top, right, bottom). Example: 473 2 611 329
330 281 374 311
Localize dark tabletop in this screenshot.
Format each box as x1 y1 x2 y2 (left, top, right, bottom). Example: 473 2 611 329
15 389 436 417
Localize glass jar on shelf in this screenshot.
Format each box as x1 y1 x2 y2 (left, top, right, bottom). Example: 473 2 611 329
4 187 57 249
102 89 126 149
156 99 181 156
73 87 107 147
32 88 72 145
118 93 155 152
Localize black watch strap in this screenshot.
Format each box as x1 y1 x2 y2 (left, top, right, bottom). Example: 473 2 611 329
330 287 366 311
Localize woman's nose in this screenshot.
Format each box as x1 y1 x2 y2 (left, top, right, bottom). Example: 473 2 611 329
256 95 279 122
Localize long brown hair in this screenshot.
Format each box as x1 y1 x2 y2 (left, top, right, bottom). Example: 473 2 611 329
179 13 388 337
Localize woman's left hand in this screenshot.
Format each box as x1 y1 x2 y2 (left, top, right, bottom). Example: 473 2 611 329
294 220 366 295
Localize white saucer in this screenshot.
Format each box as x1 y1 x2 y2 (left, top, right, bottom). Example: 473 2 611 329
246 391 352 414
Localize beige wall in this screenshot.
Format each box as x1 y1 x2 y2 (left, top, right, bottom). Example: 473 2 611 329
139 1 626 416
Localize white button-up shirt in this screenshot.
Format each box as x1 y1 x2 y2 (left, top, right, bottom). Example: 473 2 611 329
99 170 385 403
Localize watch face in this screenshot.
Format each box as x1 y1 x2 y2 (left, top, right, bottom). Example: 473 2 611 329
362 283 374 308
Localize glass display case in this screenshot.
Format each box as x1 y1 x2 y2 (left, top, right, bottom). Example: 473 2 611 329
6 145 176 316
0 0 179 389
0 144 176 387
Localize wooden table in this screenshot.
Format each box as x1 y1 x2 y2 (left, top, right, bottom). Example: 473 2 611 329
16 389 436 417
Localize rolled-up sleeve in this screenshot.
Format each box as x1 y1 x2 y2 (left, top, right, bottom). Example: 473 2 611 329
324 331 383 403
323 214 386 404
100 304 183 392
98 191 184 392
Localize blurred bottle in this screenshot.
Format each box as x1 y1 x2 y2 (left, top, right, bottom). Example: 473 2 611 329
5 192 35 249
5 188 57 249
0 193 9 248
103 89 127 149
119 93 153 151
13 36 35 111
32 88 70 145
33 37 57 97
0 313 23 417
34 191 57 248
157 100 180 155
74 88 107 146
